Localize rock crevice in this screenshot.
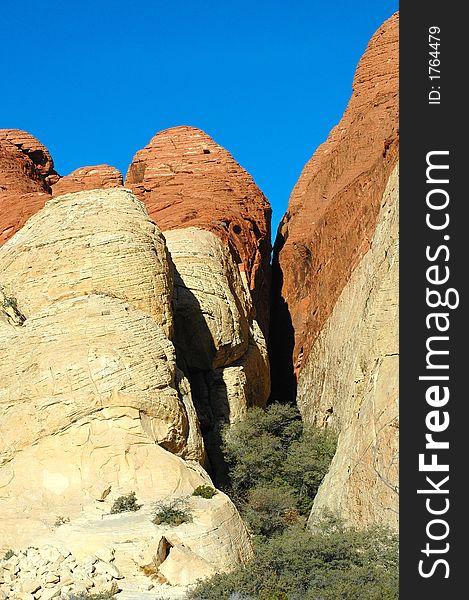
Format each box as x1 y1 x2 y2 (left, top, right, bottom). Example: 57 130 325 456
270 12 399 528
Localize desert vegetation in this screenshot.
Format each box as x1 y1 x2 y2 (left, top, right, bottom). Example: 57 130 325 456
221 403 337 534
186 403 398 599
110 491 141 514
152 498 192 526
192 485 218 499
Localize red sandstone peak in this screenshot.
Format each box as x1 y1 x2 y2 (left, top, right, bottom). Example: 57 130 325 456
125 125 272 335
0 130 125 246
270 12 399 398
0 131 55 245
0 129 58 185
52 165 123 197
0 140 47 196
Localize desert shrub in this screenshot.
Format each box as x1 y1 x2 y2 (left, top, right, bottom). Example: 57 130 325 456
2 549 15 560
152 498 192 526
192 484 218 499
186 405 396 600
65 592 116 600
1 295 19 312
282 427 338 514
186 514 398 600
222 404 303 493
110 490 141 514
242 485 300 538
0 293 26 324
221 403 337 525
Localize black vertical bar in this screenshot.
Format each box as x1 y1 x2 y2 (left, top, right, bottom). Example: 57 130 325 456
400 2 465 598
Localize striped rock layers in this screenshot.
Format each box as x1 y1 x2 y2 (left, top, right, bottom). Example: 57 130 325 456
125 126 272 339
0 188 253 587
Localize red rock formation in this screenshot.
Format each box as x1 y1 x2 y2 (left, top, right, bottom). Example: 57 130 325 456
51 165 123 197
0 130 124 246
0 129 58 185
125 126 272 336
270 13 399 399
0 132 53 245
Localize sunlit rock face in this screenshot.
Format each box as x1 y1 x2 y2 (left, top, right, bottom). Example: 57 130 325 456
0 187 253 593
125 125 272 339
271 13 399 528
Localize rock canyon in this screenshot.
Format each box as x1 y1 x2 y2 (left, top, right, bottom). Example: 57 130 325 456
0 12 398 600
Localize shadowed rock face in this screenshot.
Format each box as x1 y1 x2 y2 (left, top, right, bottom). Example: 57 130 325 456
164 227 270 483
125 126 272 338
270 13 399 528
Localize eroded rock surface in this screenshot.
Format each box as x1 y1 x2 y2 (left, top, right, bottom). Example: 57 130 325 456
0 188 173 337
0 188 252 591
305 166 399 528
125 126 271 337
164 227 270 480
0 129 58 184
0 491 253 598
0 295 188 463
0 130 53 245
0 130 122 248
51 165 123 197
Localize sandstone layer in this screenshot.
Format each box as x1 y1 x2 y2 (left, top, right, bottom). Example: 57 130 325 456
305 166 399 528
0 129 58 185
270 12 399 400
0 188 173 336
0 188 253 590
125 126 272 337
165 228 251 371
0 129 124 248
51 165 123 197
0 130 53 245
270 13 399 528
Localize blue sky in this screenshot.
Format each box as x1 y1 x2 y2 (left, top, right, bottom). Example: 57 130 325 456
1 1 398 233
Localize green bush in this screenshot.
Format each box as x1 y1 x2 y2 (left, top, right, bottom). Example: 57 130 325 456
222 404 303 493
0 293 26 324
282 427 338 514
110 490 141 514
242 485 300 538
2 549 15 560
221 403 337 523
192 485 218 499
65 593 116 600
186 514 398 600
184 404 397 600
152 498 192 526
